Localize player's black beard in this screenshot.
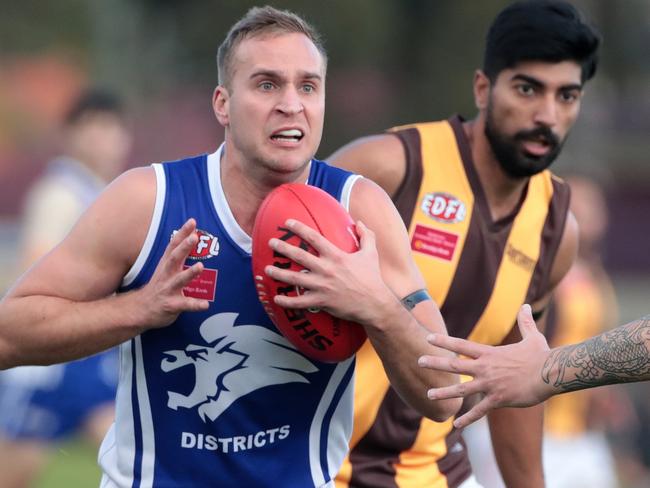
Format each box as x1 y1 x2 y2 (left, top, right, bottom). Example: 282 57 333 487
484 104 564 179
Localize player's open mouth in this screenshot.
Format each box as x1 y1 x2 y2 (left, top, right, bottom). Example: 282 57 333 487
271 129 304 143
521 137 551 157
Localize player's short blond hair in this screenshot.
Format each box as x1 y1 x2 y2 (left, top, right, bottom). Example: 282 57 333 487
216 5 327 88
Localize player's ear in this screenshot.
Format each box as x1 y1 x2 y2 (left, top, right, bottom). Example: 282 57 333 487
213 85 230 126
473 70 490 111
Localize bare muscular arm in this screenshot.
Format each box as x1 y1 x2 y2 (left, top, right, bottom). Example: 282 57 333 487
265 178 461 422
0 167 209 368
420 306 650 427
543 315 650 390
329 133 464 421
348 178 461 421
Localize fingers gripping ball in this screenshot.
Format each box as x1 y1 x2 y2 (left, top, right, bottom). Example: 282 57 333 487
252 183 367 362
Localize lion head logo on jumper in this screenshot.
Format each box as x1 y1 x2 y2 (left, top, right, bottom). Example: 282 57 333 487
161 313 318 422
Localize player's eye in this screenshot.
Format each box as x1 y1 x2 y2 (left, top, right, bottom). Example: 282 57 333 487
516 84 535 96
559 90 580 103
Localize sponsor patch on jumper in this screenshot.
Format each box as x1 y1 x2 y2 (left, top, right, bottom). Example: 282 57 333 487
411 224 459 261
182 267 218 301
171 228 220 260
421 192 467 223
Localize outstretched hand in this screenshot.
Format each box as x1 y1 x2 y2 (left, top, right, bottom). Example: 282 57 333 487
264 218 395 326
418 304 553 428
137 218 210 329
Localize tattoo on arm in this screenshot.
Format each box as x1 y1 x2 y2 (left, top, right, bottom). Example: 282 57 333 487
541 315 650 392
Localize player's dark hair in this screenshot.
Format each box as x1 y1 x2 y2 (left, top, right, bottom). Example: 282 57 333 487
64 88 124 126
217 5 327 88
483 0 601 83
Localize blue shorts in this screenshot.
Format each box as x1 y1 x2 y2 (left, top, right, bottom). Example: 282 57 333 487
0 349 118 441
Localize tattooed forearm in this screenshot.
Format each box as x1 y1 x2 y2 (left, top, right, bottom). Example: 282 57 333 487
541 315 650 392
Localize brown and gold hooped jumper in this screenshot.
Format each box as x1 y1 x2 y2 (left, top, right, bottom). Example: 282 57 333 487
336 116 570 488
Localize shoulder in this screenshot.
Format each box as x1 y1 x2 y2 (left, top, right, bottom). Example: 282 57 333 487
328 133 407 197
9 166 159 301
82 166 158 261
348 176 394 216
348 177 409 245
94 166 157 222
348 177 427 298
103 166 157 204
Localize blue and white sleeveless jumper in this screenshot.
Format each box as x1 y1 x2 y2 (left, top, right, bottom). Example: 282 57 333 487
98 145 361 488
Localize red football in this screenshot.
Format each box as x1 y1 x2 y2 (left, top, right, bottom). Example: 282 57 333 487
251 183 367 363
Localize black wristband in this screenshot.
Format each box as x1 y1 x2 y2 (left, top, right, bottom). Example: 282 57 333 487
401 289 432 310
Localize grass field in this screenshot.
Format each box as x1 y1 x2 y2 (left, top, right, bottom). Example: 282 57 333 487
34 438 101 488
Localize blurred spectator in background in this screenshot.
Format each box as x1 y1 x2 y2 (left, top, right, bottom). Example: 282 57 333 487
542 174 620 487
0 88 131 488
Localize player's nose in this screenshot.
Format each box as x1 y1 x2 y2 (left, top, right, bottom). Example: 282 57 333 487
275 87 304 115
533 94 558 127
